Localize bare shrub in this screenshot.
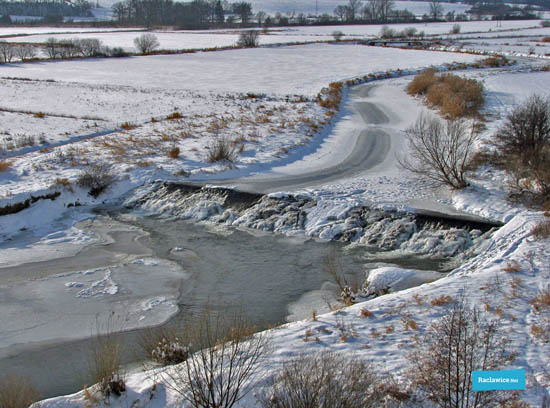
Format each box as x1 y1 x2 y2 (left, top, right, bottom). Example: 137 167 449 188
77 163 115 198
403 26 418 37
323 246 355 306
541 20 550 28
89 316 125 398
139 326 189 366
134 33 160 54
258 352 385 408
161 308 270 408
237 30 260 47
43 37 61 59
450 23 461 34
380 25 396 39
494 95 550 203
494 95 550 164
532 220 550 239
332 30 344 41
0 375 40 408
207 135 238 163
408 298 518 408
79 38 104 57
399 113 478 189
531 286 550 312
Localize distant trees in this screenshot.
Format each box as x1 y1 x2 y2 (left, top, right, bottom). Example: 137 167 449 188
111 0 252 28
362 0 395 22
0 0 92 18
232 2 252 25
429 0 444 20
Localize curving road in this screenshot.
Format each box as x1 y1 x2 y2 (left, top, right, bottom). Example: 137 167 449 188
191 84 394 194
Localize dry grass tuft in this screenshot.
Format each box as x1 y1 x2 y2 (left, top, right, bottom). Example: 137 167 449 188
166 112 182 120
168 147 180 159
430 295 454 306
0 375 40 408
318 82 343 109
503 260 521 273
360 308 372 318
531 287 550 312
408 70 484 118
532 220 550 239
0 160 11 172
34 111 46 118
120 122 136 130
542 37 550 43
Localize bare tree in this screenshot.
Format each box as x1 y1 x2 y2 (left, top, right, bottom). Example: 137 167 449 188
346 0 362 21
259 352 385 408
0 41 15 63
408 298 519 408
429 0 444 20
79 38 104 57
134 33 160 54
333 5 348 21
399 113 477 189
14 45 36 61
161 308 270 408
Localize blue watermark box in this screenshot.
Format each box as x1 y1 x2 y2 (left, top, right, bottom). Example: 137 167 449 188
472 369 526 391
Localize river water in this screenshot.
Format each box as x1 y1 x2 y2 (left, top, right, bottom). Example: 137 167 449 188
0 208 445 399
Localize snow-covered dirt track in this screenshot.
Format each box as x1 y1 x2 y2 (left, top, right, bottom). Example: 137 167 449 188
196 84 394 193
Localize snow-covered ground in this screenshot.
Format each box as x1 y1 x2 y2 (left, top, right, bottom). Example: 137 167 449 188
1 24 550 406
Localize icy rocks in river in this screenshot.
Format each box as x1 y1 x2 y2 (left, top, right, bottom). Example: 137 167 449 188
127 183 495 261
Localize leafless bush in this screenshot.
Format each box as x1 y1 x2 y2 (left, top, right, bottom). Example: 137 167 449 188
332 30 344 41
0 41 15 63
399 113 478 189
380 25 396 39
237 30 260 47
494 95 550 203
323 247 355 305
78 38 104 57
89 316 125 398
494 95 550 164
408 298 518 408
43 37 60 59
77 163 115 198
532 220 550 239
161 308 270 408
450 23 461 34
0 375 40 408
14 45 36 61
207 135 238 163
134 33 160 54
139 326 189 366
258 352 385 408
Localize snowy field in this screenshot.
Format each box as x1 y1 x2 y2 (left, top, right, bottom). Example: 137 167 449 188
0 44 480 95
2 31 336 51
